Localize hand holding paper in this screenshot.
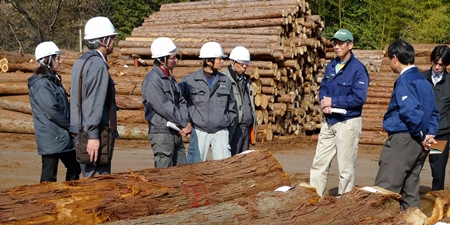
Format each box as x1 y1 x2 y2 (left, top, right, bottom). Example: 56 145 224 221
166 121 181 132
331 108 347 114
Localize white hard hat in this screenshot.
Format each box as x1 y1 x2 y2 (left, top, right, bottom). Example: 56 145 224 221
229 46 251 64
199 42 227 58
84 17 118 40
35 41 61 61
151 37 179 58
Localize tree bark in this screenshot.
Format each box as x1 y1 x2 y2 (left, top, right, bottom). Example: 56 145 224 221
0 150 290 224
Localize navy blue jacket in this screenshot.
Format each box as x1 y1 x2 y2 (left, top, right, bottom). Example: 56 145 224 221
383 66 439 140
320 52 370 124
28 72 74 155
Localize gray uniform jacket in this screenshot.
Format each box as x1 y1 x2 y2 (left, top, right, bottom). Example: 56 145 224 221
69 50 118 139
222 67 257 142
142 66 189 134
28 72 74 155
179 68 237 133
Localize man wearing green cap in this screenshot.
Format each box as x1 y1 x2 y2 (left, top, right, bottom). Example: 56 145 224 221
309 29 370 198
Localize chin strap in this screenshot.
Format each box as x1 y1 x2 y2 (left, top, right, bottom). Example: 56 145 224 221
38 55 53 69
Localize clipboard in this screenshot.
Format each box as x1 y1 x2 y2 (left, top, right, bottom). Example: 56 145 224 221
430 139 447 154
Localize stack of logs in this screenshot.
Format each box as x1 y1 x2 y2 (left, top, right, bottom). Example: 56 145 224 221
0 49 150 139
1 150 448 224
118 0 328 142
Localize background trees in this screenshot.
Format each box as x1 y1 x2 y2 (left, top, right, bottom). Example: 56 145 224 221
309 0 450 49
0 0 449 54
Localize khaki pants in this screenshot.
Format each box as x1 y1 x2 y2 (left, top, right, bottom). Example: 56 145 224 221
310 117 362 197
187 127 231 164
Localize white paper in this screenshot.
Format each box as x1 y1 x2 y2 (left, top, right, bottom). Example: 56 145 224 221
239 150 255 155
331 108 347 114
166 121 181 132
274 186 294 192
361 186 380 193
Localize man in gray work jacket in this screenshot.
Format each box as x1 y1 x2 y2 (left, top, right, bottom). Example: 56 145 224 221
179 42 237 164
222 46 257 155
142 37 190 168
70 16 119 177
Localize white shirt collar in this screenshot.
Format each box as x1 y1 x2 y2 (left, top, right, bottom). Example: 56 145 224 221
95 50 107 63
400 65 416 75
432 70 444 78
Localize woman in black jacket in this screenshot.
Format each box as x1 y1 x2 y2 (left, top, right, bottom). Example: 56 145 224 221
28 41 80 182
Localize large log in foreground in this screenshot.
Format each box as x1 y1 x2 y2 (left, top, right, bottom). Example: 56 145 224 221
0 150 290 224
107 185 427 225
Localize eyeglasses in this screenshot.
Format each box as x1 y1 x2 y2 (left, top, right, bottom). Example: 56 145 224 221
234 61 249 67
168 54 180 61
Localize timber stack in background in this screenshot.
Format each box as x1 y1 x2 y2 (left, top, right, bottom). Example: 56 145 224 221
118 0 327 142
0 0 446 146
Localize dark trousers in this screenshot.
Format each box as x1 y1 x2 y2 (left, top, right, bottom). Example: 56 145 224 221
429 136 450 190
149 133 187 168
230 124 250 156
41 150 81 183
374 133 428 210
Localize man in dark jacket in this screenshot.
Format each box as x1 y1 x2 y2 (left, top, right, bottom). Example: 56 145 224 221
70 16 119 177
222 46 256 155
309 29 370 198
142 37 190 168
375 40 440 210
179 42 237 164
421 45 450 190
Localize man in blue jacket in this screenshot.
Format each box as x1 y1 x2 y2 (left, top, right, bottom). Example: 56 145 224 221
374 40 440 210
309 29 369 198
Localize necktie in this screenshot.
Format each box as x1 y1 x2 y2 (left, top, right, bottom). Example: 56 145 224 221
433 75 440 85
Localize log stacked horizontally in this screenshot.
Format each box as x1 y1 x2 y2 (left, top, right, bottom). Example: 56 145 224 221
0 150 290 224
117 0 327 141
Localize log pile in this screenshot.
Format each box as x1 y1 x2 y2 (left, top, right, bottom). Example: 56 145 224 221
0 150 290 224
117 0 328 141
107 185 428 225
2 149 446 224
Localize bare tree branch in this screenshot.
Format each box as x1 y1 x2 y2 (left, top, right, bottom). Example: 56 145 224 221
7 22 23 53
49 0 65 32
5 0 47 41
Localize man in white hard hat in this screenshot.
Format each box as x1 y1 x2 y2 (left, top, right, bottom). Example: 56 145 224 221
222 46 256 155
70 16 119 177
179 42 237 163
142 37 190 168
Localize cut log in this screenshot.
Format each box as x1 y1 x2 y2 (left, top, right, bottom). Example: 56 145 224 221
116 95 143 110
107 183 320 225
0 95 31 114
0 150 290 224
420 189 450 225
248 186 427 224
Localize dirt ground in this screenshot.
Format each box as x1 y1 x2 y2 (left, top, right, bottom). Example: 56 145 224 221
0 132 448 196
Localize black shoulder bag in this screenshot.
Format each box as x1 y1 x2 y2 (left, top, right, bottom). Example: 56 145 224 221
75 55 115 166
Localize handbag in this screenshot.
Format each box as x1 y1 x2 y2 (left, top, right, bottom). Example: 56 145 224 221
75 55 115 166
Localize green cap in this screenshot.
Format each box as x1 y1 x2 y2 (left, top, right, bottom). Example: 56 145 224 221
330 29 354 42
